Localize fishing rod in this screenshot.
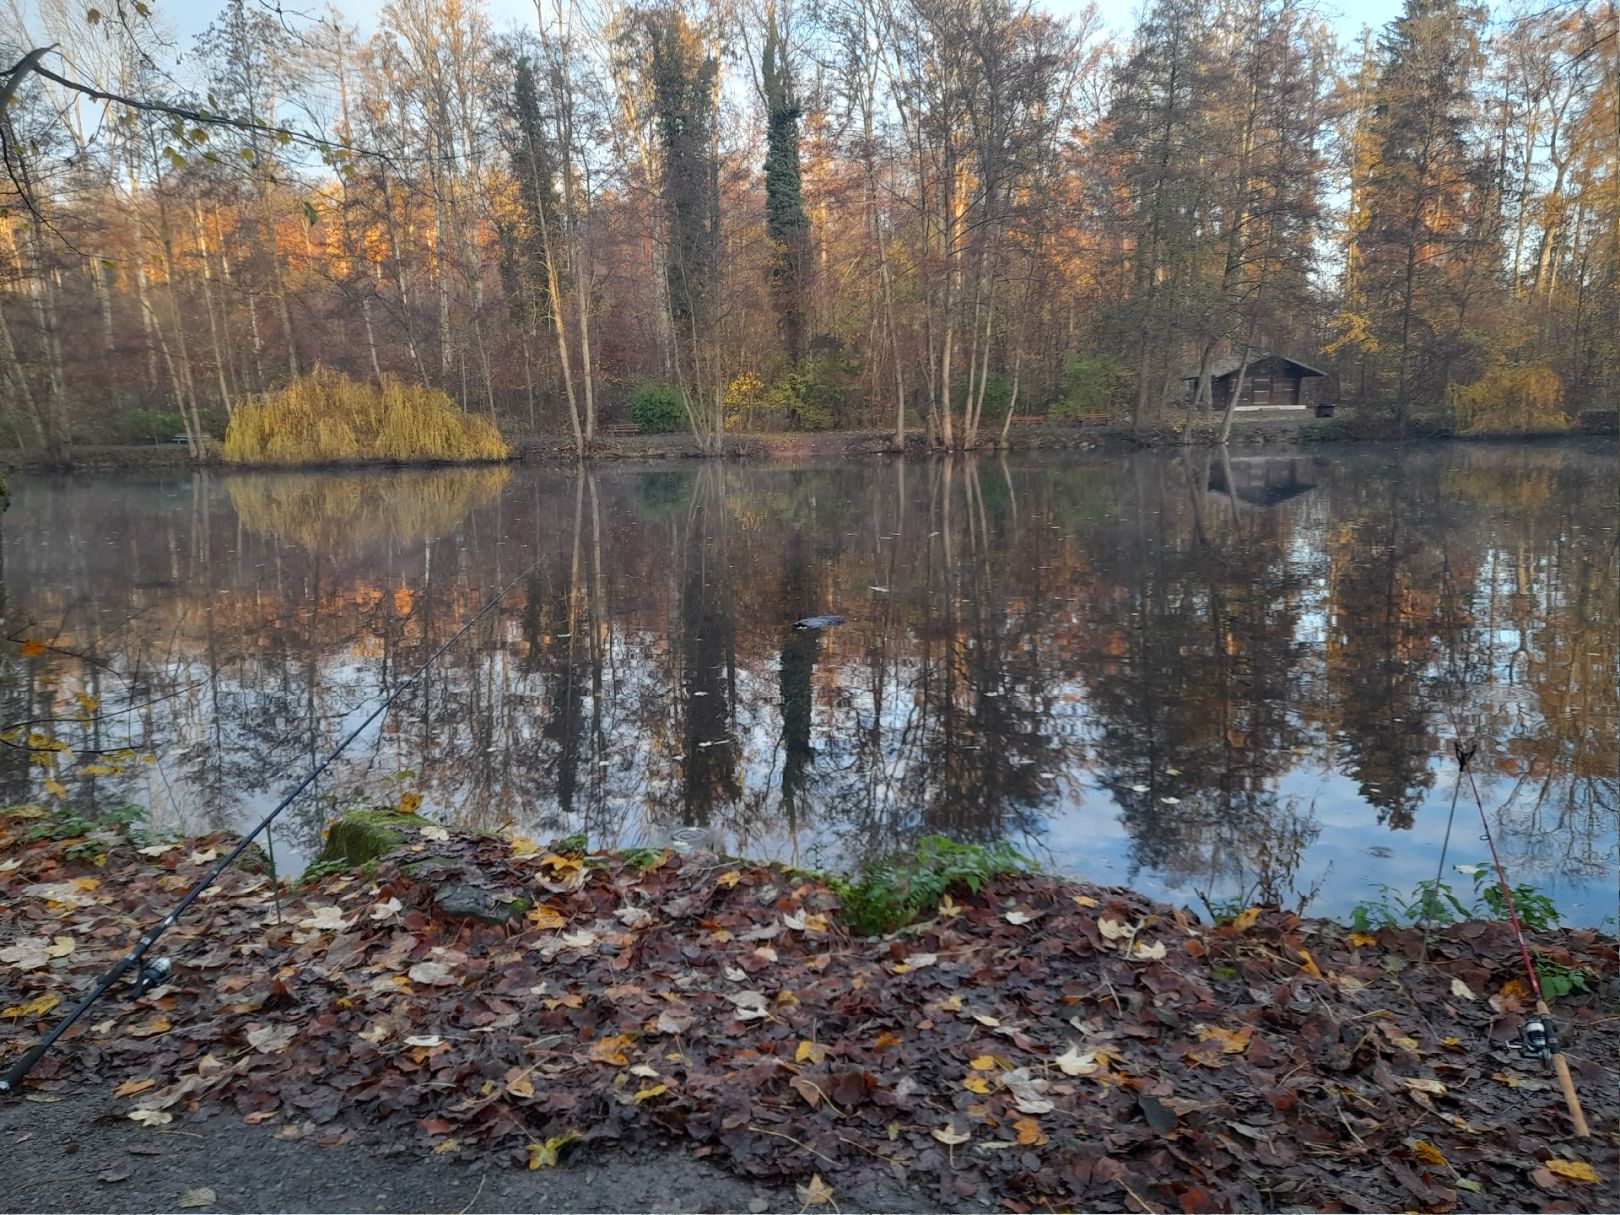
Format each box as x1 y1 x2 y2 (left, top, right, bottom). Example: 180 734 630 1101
1 563 538 1095
1448 738 1591 1138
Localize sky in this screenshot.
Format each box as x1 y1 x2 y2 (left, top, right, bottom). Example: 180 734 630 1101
138 0 1411 59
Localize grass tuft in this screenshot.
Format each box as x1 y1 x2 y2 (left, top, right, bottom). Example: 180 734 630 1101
223 368 510 465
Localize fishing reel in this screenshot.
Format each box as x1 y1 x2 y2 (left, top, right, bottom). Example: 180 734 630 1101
128 956 172 998
1504 1013 1560 1068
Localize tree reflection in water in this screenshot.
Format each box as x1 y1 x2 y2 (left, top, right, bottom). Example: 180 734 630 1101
2 445 1614 923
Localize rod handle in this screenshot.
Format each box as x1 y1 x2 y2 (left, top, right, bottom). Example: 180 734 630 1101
1538 1000 1591 1138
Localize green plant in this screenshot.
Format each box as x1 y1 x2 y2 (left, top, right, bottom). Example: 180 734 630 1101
1349 879 1472 931
25 802 146 844
1534 958 1591 999
125 409 186 445
619 846 670 872
1463 864 1561 932
829 835 1031 936
629 381 687 434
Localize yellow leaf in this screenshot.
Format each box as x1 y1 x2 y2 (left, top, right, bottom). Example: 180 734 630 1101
1297 949 1323 977
45 935 75 958
716 870 741 888
42 778 67 798
3 992 59 1018
526 904 565 930
795 1040 827 1064
1491 1070 1520 1088
78 763 121 777
801 912 829 932
526 1130 580 1169
969 1054 996 1070
962 1075 991 1094
1401 1077 1447 1096
1411 1140 1448 1167
1228 906 1261 931
432 1138 460 1153
1198 1024 1253 1054
633 1083 668 1102
114 1077 156 1098
1499 978 1530 997
1449 978 1477 1001
541 853 583 875
1545 1159 1597 1183
509 835 540 857
507 1074 535 1099
1348 931 1377 947
796 1173 835 1208
1013 1117 1047 1146
587 1034 633 1066
1071 894 1098 908
396 791 423 815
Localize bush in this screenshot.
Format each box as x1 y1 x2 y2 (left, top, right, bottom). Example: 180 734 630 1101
126 409 186 444
1049 353 1127 421
767 342 859 432
223 368 509 464
630 381 687 434
1448 363 1568 435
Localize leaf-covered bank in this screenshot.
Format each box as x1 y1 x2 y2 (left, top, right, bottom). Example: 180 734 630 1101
1 811 1614 1213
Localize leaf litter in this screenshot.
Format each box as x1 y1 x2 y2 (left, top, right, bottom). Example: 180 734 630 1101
0 812 1614 1213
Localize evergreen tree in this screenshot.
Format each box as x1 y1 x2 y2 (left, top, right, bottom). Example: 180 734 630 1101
761 3 810 362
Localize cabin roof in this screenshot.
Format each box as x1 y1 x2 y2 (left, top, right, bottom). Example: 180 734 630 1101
1182 351 1329 381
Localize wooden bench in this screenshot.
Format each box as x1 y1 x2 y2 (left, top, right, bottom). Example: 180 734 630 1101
603 422 639 438
1007 414 1047 426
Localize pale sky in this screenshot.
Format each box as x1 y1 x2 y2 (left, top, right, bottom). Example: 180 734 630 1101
147 0 1409 54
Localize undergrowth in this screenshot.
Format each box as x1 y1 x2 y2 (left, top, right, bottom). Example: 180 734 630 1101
827 835 1032 935
223 368 509 465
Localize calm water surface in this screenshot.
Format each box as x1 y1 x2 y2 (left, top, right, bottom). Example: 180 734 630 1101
3 444 1616 926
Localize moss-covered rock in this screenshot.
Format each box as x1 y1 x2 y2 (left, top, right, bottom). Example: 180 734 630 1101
318 807 435 868
430 883 532 925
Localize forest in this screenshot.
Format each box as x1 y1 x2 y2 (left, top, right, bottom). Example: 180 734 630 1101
0 0 1616 460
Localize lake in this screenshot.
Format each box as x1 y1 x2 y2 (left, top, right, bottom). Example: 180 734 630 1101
3 442 1616 927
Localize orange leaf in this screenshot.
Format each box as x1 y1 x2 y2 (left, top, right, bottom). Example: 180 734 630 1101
1013 1117 1047 1146
20 640 45 657
1297 949 1323 978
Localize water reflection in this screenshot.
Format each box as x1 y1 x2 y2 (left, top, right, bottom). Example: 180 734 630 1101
2 446 1615 924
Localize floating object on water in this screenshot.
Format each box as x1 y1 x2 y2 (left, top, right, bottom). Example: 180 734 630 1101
793 614 845 630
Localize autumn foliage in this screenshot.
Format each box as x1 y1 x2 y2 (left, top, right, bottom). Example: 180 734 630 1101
222 369 510 465
1448 364 1569 435
2 810 1613 1210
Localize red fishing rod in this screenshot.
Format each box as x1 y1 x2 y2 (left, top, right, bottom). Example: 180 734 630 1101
1451 740 1590 1138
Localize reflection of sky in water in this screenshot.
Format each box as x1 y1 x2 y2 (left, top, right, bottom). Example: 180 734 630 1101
2 446 1615 928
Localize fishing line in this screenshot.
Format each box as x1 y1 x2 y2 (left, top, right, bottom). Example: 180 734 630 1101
1 559 541 1095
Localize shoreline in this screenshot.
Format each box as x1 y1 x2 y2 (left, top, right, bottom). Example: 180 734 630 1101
2 811 1613 1213
4 416 1613 475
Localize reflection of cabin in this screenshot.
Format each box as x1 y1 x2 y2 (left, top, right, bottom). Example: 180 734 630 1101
1185 352 1327 410
1207 455 1325 507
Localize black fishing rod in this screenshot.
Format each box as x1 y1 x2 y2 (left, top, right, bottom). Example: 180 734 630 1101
1 563 538 1095
1446 739 1591 1138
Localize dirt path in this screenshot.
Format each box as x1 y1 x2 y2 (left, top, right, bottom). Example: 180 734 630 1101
1 1083 910 1214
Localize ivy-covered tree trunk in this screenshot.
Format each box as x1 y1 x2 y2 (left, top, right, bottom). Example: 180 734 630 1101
762 6 809 363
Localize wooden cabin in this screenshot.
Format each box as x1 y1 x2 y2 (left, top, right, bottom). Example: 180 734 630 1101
1184 352 1328 410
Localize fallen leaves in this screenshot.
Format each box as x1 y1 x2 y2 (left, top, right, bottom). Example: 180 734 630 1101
177 1188 216 1209
3 819 1614 1215
795 1173 835 1208
526 1131 580 1169
1544 1158 1598 1183
127 1109 173 1127
3 991 60 1018
406 960 455 986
